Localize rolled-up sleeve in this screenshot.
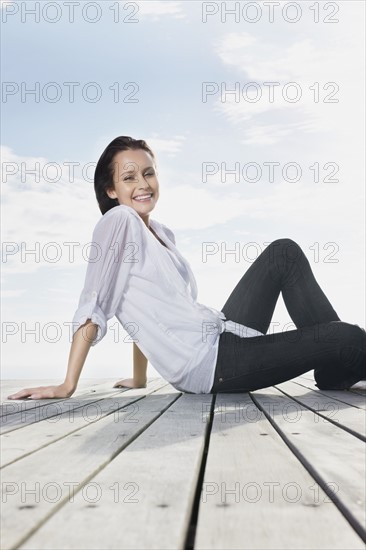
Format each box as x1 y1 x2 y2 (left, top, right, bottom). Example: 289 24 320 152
71 207 136 346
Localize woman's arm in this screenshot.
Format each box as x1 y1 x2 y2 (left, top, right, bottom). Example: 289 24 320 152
113 341 147 388
64 319 97 390
9 209 136 400
133 342 148 385
7 320 97 400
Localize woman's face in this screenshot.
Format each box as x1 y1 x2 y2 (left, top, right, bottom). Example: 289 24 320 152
106 148 159 222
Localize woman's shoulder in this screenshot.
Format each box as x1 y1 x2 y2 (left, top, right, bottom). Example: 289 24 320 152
103 204 139 221
94 206 175 243
94 205 139 230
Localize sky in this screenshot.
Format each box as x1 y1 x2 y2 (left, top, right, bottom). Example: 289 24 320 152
1 0 365 381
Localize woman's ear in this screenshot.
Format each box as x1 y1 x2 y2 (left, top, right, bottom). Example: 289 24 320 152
106 188 117 200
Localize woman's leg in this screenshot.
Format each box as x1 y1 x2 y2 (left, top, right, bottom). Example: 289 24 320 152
211 239 366 392
211 321 366 392
220 238 340 333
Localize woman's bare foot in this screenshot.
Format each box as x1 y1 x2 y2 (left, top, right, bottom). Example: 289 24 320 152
348 380 366 390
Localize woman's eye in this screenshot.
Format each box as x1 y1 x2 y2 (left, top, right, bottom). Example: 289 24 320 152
124 172 154 181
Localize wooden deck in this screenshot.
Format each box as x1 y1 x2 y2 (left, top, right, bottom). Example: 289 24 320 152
1 375 365 550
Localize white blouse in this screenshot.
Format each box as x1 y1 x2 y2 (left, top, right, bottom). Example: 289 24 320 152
71 205 263 394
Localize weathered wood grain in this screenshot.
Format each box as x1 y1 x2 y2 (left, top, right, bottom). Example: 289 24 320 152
251 387 366 538
1 375 364 550
18 393 212 550
293 376 366 410
1 379 166 467
1 382 179 549
274 380 366 439
194 392 364 550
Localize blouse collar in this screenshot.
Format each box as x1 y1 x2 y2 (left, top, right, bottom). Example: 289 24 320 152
108 204 199 301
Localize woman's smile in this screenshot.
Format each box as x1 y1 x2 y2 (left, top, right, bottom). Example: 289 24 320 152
133 192 153 203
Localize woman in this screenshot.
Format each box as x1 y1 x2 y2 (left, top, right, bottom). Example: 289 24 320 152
8 136 366 400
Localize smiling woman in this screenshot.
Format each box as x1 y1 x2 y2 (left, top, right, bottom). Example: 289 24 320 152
7 136 366 401
106 149 158 217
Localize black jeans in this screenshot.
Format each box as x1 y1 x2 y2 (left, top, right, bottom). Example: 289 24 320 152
210 239 366 393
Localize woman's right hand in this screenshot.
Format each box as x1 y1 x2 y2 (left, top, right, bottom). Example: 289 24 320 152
113 378 146 389
7 382 76 400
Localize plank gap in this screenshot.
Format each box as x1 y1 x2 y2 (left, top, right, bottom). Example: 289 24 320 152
291 380 365 410
183 393 217 550
273 385 366 443
250 392 366 544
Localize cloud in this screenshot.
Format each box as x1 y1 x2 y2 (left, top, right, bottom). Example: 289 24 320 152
212 26 364 142
216 33 332 81
133 1 186 20
157 176 364 238
2 131 364 295
146 135 187 156
215 27 358 83
1 145 99 276
2 142 256 276
1 289 27 298
239 123 293 146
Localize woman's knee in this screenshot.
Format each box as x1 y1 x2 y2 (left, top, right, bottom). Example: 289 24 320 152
314 323 366 389
269 238 304 263
334 321 366 351
271 238 299 248
271 238 301 250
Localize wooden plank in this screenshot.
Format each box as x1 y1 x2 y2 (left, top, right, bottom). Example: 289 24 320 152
0 379 117 407
297 374 366 396
1 384 181 550
194 392 364 550
16 393 213 550
0 379 164 433
348 384 366 397
1 380 121 418
274 380 366 439
292 376 366 411
251 387 366 538
0 379 167 467
0 388 125 434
